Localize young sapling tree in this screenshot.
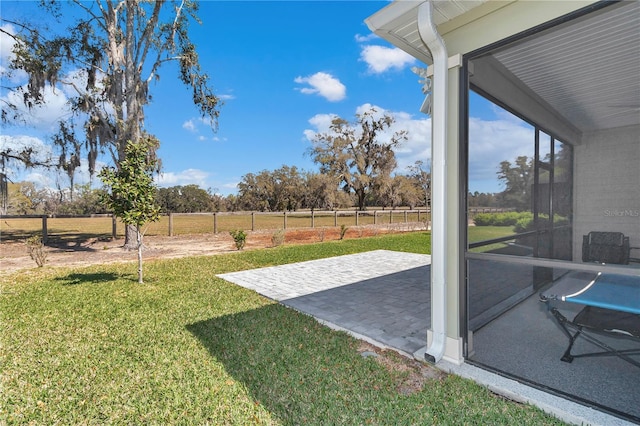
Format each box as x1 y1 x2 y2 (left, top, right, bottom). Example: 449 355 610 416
99 138 161 283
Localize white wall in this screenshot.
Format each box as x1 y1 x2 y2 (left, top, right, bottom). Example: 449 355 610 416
573 125 640 261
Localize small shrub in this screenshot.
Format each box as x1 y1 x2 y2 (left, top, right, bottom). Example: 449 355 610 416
229 229 247 250
474 211 531 227
271 229 285 247
472 213 493 226
339 224 349 240
501 211 526 226
25 235 47 267
514 214 568 233
514 216 534 233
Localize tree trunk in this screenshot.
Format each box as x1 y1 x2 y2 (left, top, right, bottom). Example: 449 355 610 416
136 225 143 284
124 224 140 250
356 189 366 211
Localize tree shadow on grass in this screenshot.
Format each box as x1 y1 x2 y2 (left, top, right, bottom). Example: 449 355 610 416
55 271 134 286
186 304 404 425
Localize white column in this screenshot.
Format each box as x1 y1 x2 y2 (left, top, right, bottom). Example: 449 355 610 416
417 1 448 364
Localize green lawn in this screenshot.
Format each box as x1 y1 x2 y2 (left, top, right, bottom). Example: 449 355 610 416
467 225 517 253
1 232 564 424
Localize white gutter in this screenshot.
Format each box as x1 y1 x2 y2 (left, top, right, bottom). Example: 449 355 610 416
418 1 448 364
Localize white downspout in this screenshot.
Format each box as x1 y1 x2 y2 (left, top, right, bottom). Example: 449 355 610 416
418 1 448 364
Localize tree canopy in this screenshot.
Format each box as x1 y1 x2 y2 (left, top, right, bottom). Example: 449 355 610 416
99 138 160 230
156 184 214 213
308 108 407 211
497 155 534 211
237 166 306 212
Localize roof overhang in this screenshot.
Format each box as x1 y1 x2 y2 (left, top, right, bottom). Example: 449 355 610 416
365 0 500 65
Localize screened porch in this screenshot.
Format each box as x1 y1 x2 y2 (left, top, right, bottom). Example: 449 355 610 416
464 2 640 422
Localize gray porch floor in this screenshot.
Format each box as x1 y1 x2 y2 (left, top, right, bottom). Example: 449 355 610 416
216 250 635 426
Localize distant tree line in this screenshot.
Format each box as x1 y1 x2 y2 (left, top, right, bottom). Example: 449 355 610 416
3 165 430 216
468 191 500 208
4 154 548 217
234 164 430 212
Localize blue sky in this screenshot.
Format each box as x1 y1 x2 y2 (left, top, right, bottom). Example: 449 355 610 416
1 1 532 196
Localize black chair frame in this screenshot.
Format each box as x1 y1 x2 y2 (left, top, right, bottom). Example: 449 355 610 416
548 305 640 368
542 230 639 367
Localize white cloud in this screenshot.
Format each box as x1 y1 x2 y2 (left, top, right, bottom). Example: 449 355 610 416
198 116 217 128
0 24 28 83
59 69 87 97
354 33 378 43
1 83 71 131
360 45 415 74
76 159 107 185
182 119 196 132
155 168 210 188
156 169 242 195
25 156 105 191
219 181 240 195
1 54 113 132
0 137 108 192
181 117 221 140
354 103 431 171
303 113 337 140
0 135 53 176
294 72 346 102
308 113 337 129
23 171 54 188
390 111 431 171
0 24 17 64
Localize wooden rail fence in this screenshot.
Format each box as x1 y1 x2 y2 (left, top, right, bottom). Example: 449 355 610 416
1 207 509 244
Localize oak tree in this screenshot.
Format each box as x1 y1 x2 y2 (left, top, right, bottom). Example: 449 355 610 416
309 108 407 211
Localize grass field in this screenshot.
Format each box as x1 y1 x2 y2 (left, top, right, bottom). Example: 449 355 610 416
467 225 517 253
1 210 429 243
0 232 564 425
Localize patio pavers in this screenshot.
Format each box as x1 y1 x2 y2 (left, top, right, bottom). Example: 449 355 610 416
217 250 431 355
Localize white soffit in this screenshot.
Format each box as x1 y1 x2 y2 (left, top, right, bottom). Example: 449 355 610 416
365 0 492 65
